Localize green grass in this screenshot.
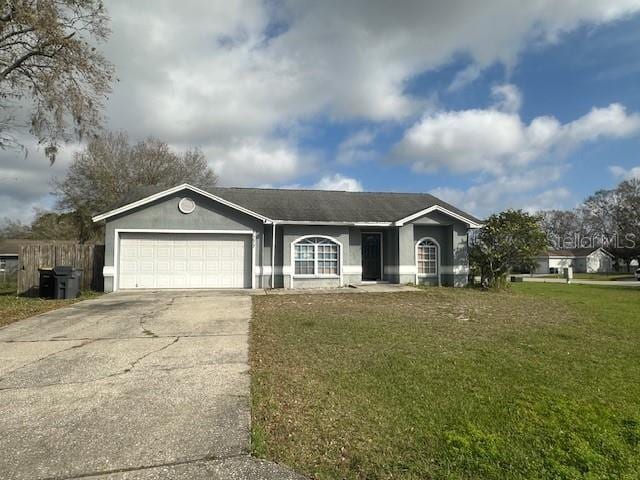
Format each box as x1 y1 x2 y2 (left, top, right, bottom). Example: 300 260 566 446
250 284 640 479
0 283 102 328
540 273 636 281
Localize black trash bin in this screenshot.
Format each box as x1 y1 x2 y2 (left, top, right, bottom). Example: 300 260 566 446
53 266 83 299
38 268 55 298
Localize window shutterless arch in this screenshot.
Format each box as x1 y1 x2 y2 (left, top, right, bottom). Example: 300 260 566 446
415 237 441 286
290 235 344 288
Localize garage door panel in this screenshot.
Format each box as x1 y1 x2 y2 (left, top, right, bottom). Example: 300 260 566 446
118 233 250 289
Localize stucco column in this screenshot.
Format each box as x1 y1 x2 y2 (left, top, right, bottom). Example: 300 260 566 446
398 224 416 284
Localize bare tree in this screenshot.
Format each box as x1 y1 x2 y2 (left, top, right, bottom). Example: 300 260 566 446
54 132 218 241
579 188 620 238
537 209 582 248
613 178 640 270
0 217 30 239
0 0 114 161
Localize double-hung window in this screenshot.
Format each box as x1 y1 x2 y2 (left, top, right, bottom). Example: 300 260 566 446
417 239 438 276
294 237 339 276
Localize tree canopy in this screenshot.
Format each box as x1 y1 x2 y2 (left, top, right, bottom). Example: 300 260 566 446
538 178 640 269
54 132 218 241
470 209 547 288
0 0 114 161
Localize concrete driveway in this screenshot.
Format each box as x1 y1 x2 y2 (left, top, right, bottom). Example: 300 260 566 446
0 290 303 480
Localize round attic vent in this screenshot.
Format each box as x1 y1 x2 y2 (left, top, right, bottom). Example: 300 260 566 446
178 197 196 214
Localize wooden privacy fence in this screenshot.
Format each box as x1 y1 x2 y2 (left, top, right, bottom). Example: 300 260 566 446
18 243 105 296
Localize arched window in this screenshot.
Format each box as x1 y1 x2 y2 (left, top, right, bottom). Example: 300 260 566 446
293 237 340 276
416 238 439 277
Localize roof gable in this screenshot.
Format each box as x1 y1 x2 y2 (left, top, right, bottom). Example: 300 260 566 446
92 184 272 223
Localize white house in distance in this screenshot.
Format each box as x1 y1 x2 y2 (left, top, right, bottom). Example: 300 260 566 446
534 247 614 274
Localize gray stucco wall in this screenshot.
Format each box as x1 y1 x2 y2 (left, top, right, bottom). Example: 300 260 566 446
281 225 350 288
396 213 470 287
100 191 472 291
382 228 399 282
103 192 265 292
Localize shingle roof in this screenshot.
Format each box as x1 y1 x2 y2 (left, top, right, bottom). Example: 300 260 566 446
208 187 482 224
94 184 483 225
0 239 25 255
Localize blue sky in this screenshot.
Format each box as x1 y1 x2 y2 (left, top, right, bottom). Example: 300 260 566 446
293 12 640 211
3 0 640 221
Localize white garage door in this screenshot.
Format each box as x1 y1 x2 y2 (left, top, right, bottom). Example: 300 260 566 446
118 233 251 289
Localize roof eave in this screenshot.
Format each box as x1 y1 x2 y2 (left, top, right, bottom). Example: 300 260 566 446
394 205 483 228
91 183 273 224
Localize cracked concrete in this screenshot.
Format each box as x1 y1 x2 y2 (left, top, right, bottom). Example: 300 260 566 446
0 290 304 480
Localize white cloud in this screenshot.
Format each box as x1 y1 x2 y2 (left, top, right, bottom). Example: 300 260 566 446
394 103 640 174
336 130 377 164
448 64 482 92
491 84 522 113
430 166 572 217
313 174 363 192
0 138 81 222
610 165 640 179
104 0 640 148
4 0 640 218
265 173 364 191
204 138 311 187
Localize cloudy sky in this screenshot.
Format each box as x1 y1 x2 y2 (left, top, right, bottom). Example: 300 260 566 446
4 0 640 222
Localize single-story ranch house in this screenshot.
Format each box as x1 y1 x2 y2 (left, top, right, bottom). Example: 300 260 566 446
534 247 614 274
92 184 483 292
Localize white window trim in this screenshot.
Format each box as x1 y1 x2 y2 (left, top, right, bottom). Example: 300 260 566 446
415 237 441 286
396 205 483 228
290 235 343 288
112 228 256 292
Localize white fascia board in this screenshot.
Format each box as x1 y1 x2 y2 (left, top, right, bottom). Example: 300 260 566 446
273 220 393 226
92 183 273 224
395 205 483 228
595 247 615 258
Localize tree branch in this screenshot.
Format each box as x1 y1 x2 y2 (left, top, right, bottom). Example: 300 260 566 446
0 32 75 81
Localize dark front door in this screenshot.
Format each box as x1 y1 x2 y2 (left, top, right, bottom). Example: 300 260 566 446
361 233 382 281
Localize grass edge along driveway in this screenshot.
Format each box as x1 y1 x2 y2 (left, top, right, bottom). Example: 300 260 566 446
250 284 640 480
0 283 101 328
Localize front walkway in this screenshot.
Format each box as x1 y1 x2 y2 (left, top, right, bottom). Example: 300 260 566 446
0 290 304 480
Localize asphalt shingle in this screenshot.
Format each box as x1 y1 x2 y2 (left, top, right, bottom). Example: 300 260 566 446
208 187 482 224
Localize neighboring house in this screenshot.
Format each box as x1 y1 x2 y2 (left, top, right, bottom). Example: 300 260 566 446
92 184 483 292
0 239 20 281
534 247 614 274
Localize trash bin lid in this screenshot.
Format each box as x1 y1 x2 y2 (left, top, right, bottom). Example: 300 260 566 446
53 265 74 275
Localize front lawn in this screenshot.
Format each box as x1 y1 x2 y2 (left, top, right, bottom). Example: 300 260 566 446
0 283 101 328
251 284 640 479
